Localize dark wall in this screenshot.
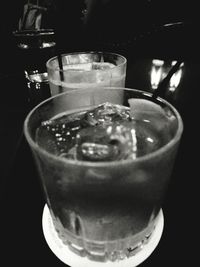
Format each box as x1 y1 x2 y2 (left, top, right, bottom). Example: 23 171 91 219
1 0 199 75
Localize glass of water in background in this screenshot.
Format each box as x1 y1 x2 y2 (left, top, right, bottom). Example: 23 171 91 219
46 51 127 96
24 87 183 267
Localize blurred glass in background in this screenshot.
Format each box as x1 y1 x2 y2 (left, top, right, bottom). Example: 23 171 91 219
12 0 57 105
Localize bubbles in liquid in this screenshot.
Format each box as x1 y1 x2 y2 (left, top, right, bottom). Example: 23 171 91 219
36 102 173 161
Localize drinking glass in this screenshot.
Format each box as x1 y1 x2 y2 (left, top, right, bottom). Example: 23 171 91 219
12 1 57 105
13 29 56 105
24 87 183 267
46 51 127 96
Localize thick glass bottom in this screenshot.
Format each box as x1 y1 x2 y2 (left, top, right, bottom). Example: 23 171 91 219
42 204 164 267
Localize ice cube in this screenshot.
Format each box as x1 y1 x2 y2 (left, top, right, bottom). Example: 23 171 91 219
36 111 85 157
131 120 163 157
128 98 173 150
76 123 137 161
63 63 93 71
81 102 130 127
92 62 115 70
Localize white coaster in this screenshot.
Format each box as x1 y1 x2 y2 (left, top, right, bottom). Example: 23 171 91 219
42 204 164 267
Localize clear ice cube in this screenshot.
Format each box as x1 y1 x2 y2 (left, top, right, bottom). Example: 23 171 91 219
81 102 130 127
63 63 93 71
76 123 137 161
62 62 115 72
36 111 85 157
92 62 115 70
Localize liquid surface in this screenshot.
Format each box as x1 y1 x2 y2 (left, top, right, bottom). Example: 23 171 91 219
36 102 172 161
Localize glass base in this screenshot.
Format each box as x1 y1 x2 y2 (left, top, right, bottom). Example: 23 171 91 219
42 204 164 267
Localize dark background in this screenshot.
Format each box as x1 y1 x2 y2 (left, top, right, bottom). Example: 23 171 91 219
1 0 200 75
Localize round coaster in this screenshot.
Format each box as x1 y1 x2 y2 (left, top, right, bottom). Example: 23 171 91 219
42 205 164 267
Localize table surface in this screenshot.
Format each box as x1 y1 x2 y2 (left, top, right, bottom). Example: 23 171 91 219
1 23 199 266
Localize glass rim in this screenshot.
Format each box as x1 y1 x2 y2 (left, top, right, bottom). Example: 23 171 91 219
24 87 183 167
13 29 55 37
46 51 127 73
